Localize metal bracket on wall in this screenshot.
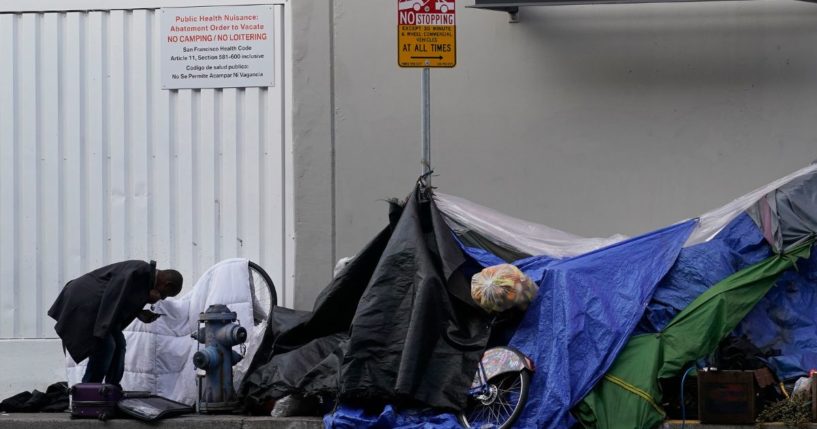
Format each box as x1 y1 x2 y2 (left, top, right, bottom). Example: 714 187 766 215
468 0 816 23
472 5 520 22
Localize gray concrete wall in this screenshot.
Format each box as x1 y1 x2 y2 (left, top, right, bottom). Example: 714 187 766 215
325 0 817 261
291 0 336 310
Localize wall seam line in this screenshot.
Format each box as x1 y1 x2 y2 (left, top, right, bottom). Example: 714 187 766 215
329 0 337 273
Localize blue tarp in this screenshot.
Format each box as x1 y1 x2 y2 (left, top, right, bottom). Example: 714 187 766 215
459 240 558 284
633 213 817 380
506 220 697 429
735 249 817 380
636 213 772 334
459 240 509 268
324 405 462 429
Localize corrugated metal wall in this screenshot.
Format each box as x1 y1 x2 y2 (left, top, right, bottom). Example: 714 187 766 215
0 6 288 339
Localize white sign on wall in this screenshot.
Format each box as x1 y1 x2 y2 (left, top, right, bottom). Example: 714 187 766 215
160 5 275 89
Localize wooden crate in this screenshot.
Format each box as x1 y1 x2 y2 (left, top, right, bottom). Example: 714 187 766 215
697 370 756 424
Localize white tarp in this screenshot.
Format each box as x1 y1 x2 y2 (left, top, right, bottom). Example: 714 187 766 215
435 192 627 259
436 163 817 257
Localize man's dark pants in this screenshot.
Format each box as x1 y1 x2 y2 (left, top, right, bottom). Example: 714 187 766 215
82 330 126 385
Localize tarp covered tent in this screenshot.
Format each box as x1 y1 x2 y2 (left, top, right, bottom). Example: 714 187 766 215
574 242 812 429
488 220 697 429
436 163 817 429
241 164 817 429
240 184 491 412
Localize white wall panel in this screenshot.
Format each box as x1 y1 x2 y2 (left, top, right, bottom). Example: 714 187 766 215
0 6 288 339
16 14 40 339
39 13 61 336
61 12 85 317
0 14 18 339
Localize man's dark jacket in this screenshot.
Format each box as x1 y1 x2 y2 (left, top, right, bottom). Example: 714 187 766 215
48 260 155 362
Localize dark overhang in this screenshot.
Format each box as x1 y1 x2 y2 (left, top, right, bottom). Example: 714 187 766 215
469 0 817 22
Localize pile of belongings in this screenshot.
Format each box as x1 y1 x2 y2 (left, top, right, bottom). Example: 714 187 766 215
471 263 539 313
0 382 69 413
239 164 817 429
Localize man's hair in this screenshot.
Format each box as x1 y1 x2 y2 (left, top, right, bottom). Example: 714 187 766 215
158 269 183 296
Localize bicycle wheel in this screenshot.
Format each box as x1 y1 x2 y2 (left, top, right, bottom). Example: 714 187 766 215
248 261 277 325
460 370 529 429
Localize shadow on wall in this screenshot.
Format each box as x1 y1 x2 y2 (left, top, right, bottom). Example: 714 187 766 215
512 2 817 88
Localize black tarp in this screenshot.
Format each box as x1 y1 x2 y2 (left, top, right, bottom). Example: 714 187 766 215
240 184 490 411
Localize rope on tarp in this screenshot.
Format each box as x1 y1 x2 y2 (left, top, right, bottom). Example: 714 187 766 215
602 374 666 417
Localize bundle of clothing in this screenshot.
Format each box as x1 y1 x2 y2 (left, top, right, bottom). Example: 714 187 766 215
0 382 69 413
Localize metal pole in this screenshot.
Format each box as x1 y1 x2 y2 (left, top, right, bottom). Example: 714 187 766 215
421 67 431 184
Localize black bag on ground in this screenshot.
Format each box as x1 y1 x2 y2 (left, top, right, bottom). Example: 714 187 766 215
117 396 194 422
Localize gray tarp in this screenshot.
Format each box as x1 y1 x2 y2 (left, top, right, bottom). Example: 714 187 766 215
749 169 817 252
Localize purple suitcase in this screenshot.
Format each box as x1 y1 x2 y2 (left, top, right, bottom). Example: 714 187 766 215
70 383 123 420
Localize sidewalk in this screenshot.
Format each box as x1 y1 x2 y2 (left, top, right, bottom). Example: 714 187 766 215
0 413 323 429
3 415 816 429
663 421 817 429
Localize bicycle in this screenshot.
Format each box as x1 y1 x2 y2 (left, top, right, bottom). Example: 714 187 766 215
248 260 277 325
460 346 534 429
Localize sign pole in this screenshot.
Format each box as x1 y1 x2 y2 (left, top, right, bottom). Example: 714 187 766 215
421 67 431 183
398 0 455 186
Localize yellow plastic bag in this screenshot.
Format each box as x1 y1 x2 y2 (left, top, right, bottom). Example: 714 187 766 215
471 264 538 313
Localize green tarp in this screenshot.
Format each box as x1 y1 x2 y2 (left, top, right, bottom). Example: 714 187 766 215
574 240 814 429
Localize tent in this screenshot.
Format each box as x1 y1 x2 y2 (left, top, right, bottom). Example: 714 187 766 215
240 185 491 412
240 164 817 429
437 164 817 428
